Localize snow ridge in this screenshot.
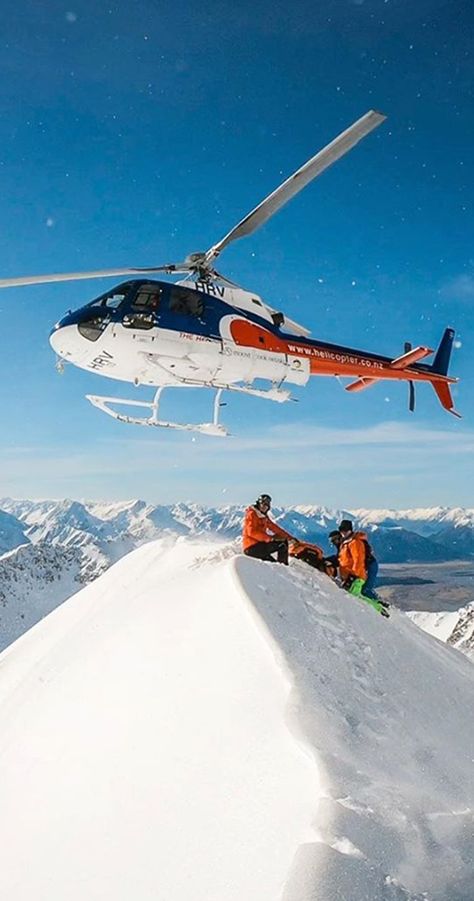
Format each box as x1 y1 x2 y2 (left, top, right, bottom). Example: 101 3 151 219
2 498 474 662
0 540 473 900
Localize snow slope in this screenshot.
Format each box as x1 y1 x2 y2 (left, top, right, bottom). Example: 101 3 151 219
0 540 473 900
408 603 474 660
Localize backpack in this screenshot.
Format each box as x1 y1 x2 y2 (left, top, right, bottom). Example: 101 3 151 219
362 538 375 566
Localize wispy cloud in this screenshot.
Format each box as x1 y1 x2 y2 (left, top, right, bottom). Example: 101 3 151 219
107 420 474 454
1 421 473 507
441 274 474 300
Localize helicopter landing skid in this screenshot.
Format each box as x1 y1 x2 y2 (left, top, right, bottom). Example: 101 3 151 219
86 382 292 436
86 387 229 437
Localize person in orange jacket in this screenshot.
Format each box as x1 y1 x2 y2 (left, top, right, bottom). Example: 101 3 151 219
337 520 389 612
288 538 327 571
243 494 293 564
337 519 368 586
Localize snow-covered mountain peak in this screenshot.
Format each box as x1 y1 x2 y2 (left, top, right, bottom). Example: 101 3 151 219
354 506 474 531
0 539 473 900
85 498 147 520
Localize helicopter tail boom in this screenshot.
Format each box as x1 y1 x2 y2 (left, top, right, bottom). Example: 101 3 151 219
338 328 459 416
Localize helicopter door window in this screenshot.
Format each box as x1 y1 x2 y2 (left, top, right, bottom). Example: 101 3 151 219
169 286 204 318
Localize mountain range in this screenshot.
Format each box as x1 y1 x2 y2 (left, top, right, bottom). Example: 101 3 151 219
2 498 474 562
1 497 474 655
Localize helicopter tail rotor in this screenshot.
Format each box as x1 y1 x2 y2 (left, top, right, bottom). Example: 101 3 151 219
404 343 416 412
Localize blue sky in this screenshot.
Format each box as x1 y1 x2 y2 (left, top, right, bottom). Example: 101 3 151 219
0 0 472 506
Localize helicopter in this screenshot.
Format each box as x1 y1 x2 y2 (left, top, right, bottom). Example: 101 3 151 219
0 110 459 436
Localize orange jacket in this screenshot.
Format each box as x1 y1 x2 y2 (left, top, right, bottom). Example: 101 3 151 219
338 531 368 581
289 539 324 560
242 506 291 551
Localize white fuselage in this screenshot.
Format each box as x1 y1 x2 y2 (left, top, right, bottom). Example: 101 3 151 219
49 283 310 391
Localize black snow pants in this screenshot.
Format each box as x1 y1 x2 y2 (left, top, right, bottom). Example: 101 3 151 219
244 539 289 565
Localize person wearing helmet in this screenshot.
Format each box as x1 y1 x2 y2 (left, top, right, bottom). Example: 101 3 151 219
337 520 368 588
242 494 292 564
338 519 385 604
320 522 387 616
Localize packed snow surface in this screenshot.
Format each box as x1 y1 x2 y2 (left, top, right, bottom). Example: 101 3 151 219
0 538 473 901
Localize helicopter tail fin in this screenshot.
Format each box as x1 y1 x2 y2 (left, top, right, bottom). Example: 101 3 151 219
432 327 455 376
428 328 460 417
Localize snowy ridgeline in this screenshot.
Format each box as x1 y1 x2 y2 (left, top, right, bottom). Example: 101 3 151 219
0 539 473 901
1 498 474 659
2 498 474 566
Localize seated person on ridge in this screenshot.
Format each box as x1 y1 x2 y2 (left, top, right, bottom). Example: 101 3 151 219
242 494 292 565
288 538 330 573
337 519 380 600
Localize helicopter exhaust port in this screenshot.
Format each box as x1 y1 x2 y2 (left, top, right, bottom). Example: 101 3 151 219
271 311 285 327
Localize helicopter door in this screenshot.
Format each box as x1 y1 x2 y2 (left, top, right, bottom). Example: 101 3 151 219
122 284 162 330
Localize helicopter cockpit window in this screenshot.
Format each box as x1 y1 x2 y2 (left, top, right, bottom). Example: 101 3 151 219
169 286 204 318
78 311 109 342
131 286 162 312
88 285 131 311
103 292 126 309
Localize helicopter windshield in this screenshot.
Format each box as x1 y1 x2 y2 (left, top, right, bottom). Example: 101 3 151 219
87 283 133 311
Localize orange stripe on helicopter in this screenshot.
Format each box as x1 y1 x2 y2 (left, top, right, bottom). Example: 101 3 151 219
228 319 288 353
230 320 406 379
228 319 460 416
228 320 456 386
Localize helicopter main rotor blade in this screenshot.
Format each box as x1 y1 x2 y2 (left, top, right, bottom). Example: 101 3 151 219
0 264 190 289
204 109 386 264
